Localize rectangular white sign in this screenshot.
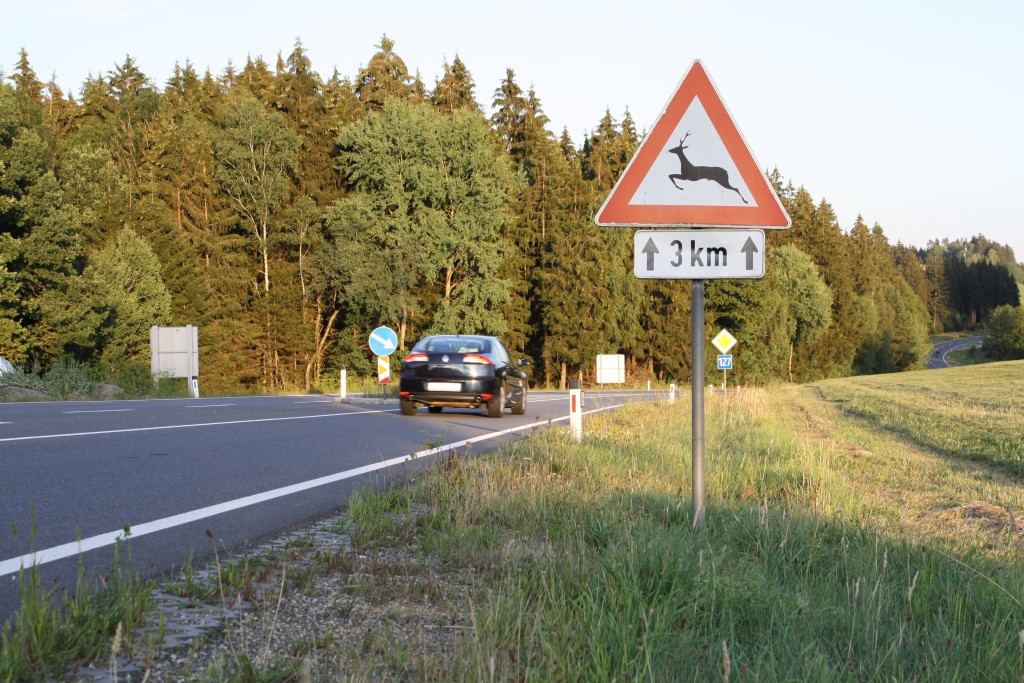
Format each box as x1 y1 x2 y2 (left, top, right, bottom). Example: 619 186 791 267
150 325 199 378
596 354 626 384
633 229 765 279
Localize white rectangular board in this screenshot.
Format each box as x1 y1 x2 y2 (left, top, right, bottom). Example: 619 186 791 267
596 354 626 384
634 229 765 279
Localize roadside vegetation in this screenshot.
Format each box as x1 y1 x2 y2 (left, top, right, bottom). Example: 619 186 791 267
947 343 988 366
0 539 154 681
5 362 1023 680
402 364 1024 681
0 359 189 401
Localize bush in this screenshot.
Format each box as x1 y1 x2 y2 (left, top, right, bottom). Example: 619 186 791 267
41 358 96 399
984 305 1024 360
97 359 146 395
0 365 47 393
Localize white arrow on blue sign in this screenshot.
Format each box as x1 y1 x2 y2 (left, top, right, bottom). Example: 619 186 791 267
368 326 399 356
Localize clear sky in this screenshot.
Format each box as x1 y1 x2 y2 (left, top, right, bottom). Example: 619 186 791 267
5 0 1023 262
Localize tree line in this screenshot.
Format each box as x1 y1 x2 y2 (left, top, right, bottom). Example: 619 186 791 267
1 37 1020 393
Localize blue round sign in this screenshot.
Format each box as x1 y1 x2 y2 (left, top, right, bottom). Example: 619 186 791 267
368 326 399 357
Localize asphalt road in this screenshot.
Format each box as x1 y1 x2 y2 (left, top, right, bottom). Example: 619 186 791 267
0 389 656 621
926 335 988 369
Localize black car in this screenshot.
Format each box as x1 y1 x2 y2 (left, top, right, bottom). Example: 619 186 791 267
399 335 529 417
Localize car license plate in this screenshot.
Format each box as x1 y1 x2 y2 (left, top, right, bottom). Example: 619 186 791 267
426 382 460 392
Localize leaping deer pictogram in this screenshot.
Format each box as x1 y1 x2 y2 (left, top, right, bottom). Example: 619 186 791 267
667 131 748 204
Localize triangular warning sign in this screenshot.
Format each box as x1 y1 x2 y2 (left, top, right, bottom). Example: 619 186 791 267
596 61 790 229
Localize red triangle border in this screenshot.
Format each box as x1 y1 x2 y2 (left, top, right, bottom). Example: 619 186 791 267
596 61 790 229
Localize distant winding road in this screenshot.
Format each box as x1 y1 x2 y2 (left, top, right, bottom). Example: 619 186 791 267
926 335 987 369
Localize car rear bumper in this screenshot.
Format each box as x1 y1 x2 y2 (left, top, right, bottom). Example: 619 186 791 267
399 378 499 407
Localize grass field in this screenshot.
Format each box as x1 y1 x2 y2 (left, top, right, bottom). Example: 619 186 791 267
813 361 1024 477
947 342 988 366
3 363 1024 680
398 370 1024 681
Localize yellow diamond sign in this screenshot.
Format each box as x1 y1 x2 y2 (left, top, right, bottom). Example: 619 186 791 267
712 329 737 354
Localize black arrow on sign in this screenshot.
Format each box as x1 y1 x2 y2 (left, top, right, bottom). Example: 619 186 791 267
642 238 659 271
741 236 759 270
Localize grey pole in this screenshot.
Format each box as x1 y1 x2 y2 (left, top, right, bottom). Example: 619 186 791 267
691 280 706 528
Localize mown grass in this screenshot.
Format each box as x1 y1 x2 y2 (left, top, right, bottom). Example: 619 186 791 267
812 360 1024 477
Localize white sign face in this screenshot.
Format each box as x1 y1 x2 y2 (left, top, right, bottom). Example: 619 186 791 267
629 99 755 209
596 354 626 384
634 230 765 279
150 325 199 378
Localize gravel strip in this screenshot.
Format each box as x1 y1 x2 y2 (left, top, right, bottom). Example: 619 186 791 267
71 508 475 682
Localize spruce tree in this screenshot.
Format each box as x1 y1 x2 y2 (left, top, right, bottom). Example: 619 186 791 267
355 35 415 111
432 55 478 114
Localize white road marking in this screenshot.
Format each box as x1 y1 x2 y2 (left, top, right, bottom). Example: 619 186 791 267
0 404 623 577
188 404 236 408
0 408 394 443
293 400 333 404
62 409 134 414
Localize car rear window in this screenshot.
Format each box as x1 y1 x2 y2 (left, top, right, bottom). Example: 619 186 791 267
417 337 491 354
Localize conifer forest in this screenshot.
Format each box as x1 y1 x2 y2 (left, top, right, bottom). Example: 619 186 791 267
1 38 1021 393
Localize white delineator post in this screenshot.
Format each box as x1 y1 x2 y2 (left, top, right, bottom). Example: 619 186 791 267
670 383 677 403
569 378 583 443
340 366 347 399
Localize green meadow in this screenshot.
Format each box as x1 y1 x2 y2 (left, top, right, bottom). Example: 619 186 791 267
396 362 1024 680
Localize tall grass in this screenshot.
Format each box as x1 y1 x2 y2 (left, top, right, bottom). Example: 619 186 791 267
0 538 154 680
0 360 94 400
0 358 191 401
398 381 1024 680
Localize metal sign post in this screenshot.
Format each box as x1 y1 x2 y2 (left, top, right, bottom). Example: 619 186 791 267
713 330 737 395
691 281 706 528
717 354 733 391
594 61 791 530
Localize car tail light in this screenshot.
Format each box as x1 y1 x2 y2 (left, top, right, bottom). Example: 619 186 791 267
480 393 494 400
402 353 428 363
462 354 493 365
399 391 411 397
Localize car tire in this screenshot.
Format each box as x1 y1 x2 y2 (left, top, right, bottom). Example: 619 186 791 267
488 385 505 418
511 385 527 415
400 400 417 416
428 406 444 414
